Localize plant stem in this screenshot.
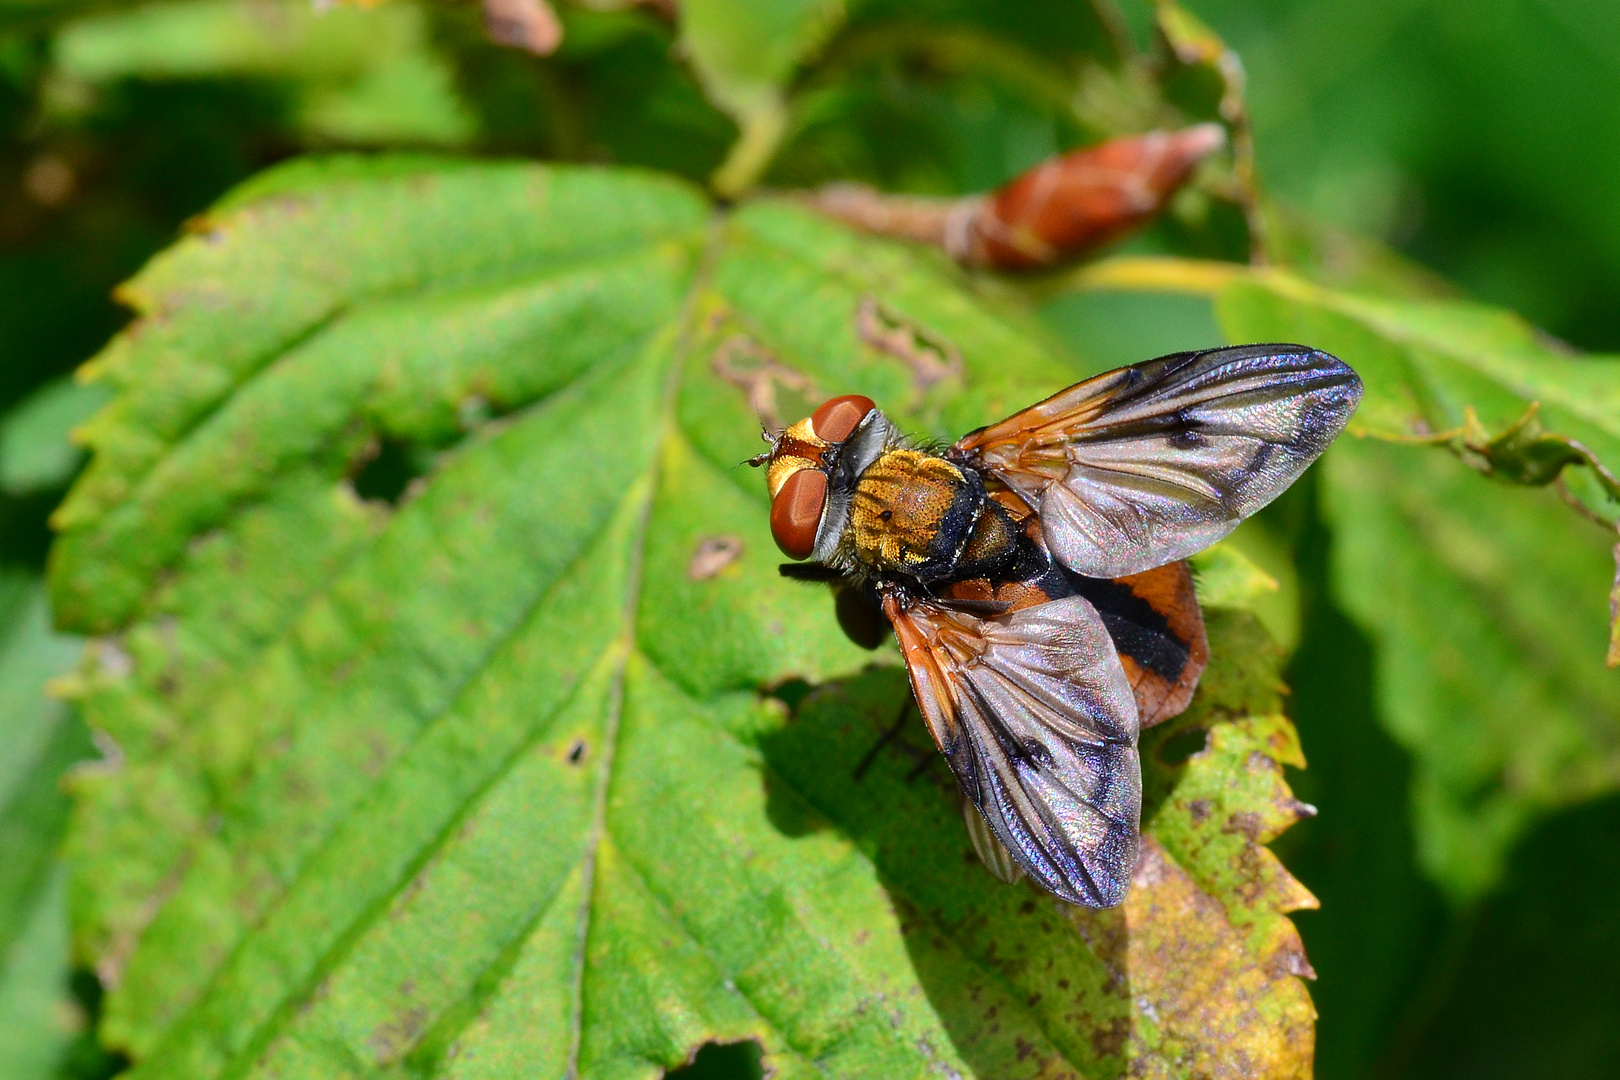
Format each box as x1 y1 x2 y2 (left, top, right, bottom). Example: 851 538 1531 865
711 101 787 199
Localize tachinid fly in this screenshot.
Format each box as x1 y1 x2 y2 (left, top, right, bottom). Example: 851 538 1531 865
750 345 1362 908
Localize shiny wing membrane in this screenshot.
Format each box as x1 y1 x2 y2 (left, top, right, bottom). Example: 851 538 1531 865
884 593 1141 907
953 345 1362 578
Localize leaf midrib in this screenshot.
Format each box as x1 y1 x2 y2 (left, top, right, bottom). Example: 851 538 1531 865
143 535 635 1077
566 215 726 1080
110 199 1133 1079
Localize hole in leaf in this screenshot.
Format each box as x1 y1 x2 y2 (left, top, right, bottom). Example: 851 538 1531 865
664 1039 764 1080
566 739 587 765
352 437 432 505
60 967 130 1080
1157 724 1208 766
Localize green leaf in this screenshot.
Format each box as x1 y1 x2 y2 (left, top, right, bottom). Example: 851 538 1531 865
55 157 1318 1079
680 0 843 121
1216 266 1620 900
765 8 1124 195
1217 272 1620 524
678 0 845 193
52 0 475 146
0 573 92 1080
0 867 74 1080
0 376 112 496
1190 539 1279 613
1317 437 1620 901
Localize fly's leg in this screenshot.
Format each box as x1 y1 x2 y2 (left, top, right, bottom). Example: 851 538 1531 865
778 562 844 582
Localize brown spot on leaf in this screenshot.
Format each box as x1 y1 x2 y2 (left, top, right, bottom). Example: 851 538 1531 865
855 296 962 393
711 335 819 432
688 535 744 580
369 1005 428 1065
93 639 133 679
1090 1015 1129 1058
1112 836 1316 1076
1267 942 1318 981
1223 809 1264 841
361 729 393 778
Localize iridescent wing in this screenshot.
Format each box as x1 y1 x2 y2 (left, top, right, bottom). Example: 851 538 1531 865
952 345 1362 578
883 592 1141 907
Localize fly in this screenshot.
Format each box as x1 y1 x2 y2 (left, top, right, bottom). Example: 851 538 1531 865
750 344 1362 908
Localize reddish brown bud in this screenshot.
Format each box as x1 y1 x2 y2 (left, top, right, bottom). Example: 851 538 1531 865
804 125 1227 272
962 124 1227 269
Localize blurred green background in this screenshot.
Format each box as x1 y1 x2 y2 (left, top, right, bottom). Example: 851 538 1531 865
2 1 1616 1078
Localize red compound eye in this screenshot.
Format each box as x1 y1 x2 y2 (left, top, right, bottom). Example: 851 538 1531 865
810 395 876 444
770 469 827 559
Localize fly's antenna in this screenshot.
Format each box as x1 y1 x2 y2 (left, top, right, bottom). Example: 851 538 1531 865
739 424 778 469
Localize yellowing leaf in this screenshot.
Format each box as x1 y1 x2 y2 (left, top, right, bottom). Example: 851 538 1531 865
54 158 1318 1078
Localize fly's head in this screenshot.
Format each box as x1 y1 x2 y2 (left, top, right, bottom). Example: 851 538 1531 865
746 394 879 561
